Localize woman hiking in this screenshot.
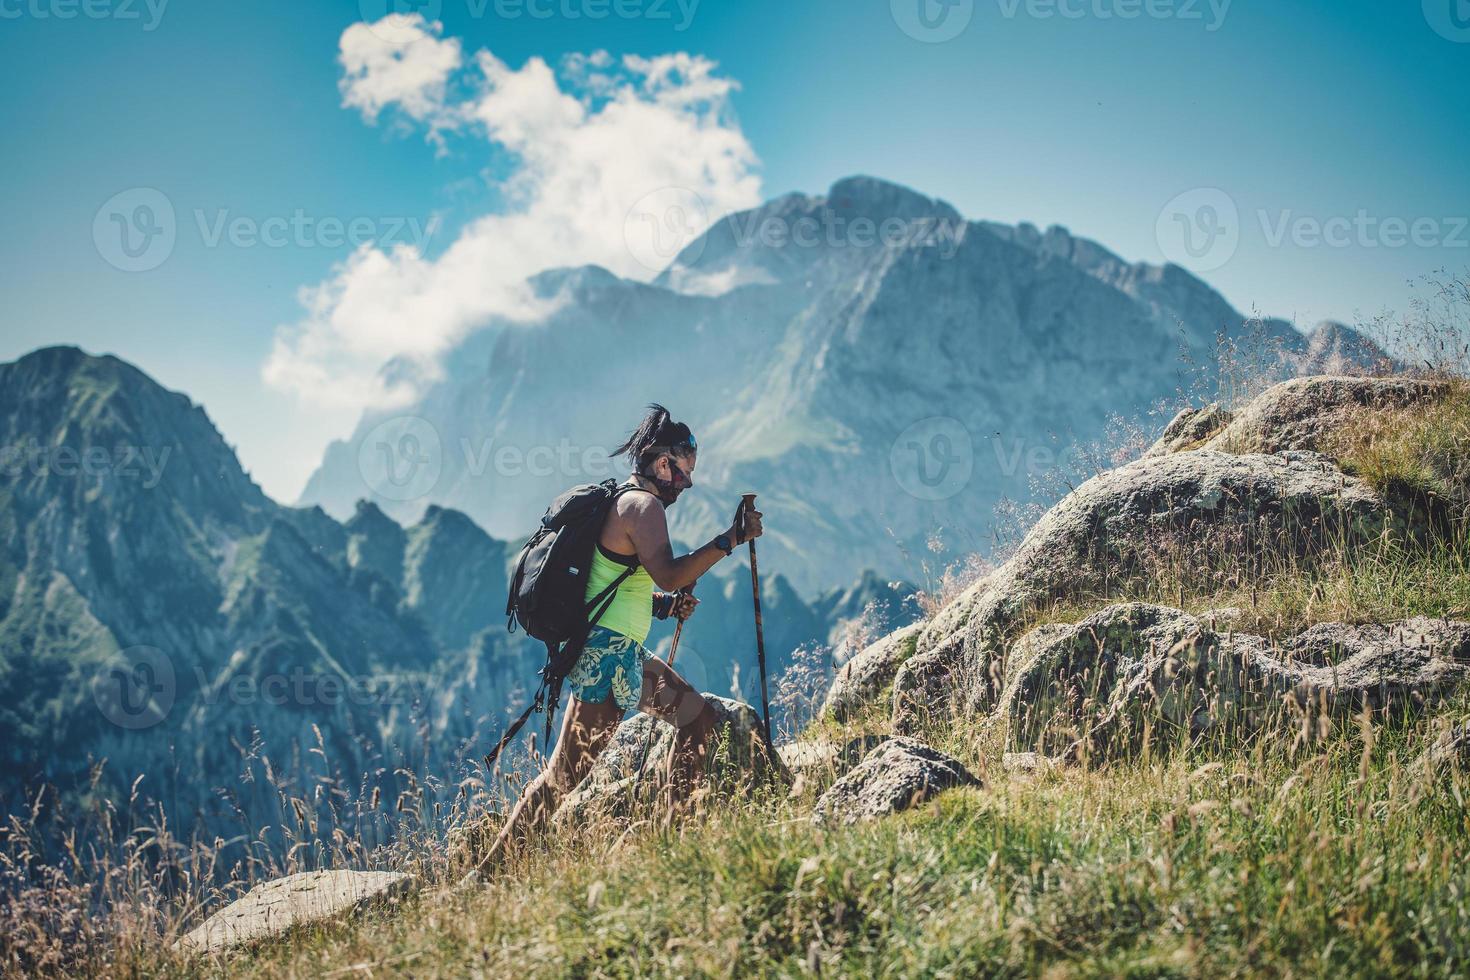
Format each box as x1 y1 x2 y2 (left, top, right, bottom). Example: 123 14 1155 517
467 405 763 879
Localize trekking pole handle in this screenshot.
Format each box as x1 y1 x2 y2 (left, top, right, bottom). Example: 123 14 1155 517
738 493 757 542
664 583 693 666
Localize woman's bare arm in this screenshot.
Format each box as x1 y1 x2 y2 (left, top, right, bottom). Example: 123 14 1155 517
622 494 727 591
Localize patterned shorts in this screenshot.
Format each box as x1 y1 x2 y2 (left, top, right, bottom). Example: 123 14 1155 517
565 626 651 712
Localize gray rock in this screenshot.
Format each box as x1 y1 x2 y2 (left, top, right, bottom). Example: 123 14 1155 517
553 696 789 827
1205 376 1445 455
1002 751 1063 774
821 622 926 721
176 870 416 955
811 737 980 826
1418 718 1470 773
780 734 887 797
893 450 1387 733
779 734 885 776
1144 403 1233 457
995 604 1470 762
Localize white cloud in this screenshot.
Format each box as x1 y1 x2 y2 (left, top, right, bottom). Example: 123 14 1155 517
265 16 762 413
338 16 462 127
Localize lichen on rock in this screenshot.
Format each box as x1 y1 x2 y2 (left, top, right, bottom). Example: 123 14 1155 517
811 737 980 826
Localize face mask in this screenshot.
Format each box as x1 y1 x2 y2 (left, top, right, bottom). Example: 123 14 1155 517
644 456 693 507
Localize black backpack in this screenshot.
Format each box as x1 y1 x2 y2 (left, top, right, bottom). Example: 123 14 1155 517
484 479 645 769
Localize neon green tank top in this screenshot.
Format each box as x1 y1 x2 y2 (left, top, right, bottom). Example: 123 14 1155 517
585 542 654 645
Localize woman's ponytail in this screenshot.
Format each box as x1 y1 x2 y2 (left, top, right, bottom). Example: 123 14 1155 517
612 404 695 469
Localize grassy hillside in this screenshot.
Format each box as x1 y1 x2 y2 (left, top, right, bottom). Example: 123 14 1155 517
41 691 1470 977
7 325 1470 976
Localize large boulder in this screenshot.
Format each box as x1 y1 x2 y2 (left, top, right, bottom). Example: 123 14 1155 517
893 450 1388 733
1202 376 1444 455
176 870 416 955
821 622 926 721
996 603 1470 762
553 696 789 827
811 737 980 827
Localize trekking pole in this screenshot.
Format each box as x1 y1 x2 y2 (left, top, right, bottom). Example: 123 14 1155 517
740 493 774 748
634 585 692 785
664 587 691 667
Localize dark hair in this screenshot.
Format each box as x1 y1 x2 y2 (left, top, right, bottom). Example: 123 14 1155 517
612 403 696 468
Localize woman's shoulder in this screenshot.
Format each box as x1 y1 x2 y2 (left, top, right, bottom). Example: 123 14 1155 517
610 483 659 519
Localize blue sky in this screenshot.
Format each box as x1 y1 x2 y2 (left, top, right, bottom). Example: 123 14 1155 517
1 0 1466 499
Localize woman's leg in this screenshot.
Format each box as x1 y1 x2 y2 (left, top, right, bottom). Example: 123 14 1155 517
470 693 624 877
639 657 720 803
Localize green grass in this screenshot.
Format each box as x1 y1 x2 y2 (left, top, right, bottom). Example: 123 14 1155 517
117 701 1470 979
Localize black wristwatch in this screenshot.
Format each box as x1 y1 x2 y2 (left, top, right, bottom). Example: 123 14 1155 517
714 533 734 556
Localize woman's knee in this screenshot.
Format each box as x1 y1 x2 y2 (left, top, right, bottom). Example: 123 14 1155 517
680 701 720 740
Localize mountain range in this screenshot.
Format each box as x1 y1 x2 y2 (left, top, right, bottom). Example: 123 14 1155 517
0 347 909 847
300 176 1385 596
3 175 1386 846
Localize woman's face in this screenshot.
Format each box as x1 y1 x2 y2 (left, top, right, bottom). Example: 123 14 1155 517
649 450 696 503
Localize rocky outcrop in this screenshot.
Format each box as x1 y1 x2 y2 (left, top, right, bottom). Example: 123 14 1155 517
1201 376 1445 455
821 623 925 721
811 737 980 826
553 697 789 827
1144 403 1233 457
893 450 1388 733
176 870 416 955
996 604 1470 762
